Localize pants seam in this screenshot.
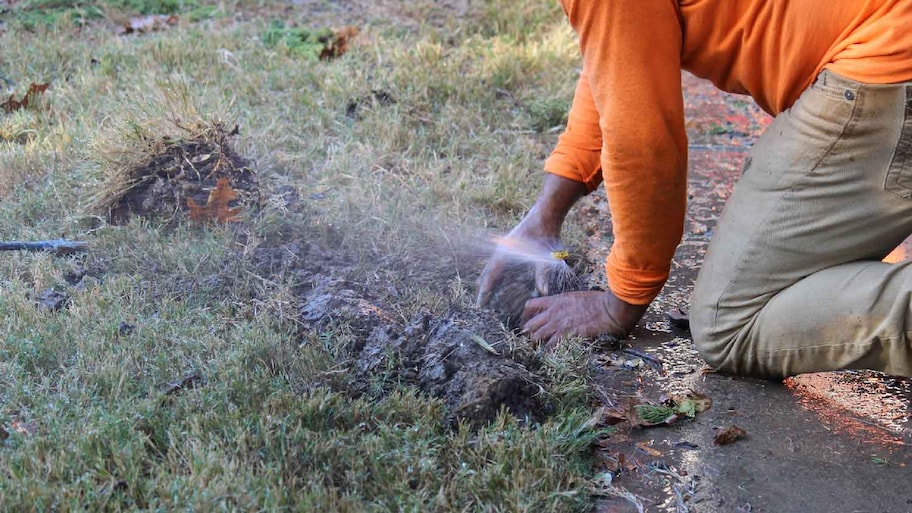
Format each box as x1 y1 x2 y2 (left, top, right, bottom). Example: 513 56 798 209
748 335 904 356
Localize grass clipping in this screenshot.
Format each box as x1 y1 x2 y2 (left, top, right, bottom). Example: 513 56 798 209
596 392 713 428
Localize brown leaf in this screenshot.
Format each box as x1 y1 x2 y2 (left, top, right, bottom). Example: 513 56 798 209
2 82 50 113
635 441 663 458
666 307 690 329
319 26 360 60
161 371 204 397
11 420 38 437
187 178 243 224
0 425 8 441
667 392 713 418
98 479 129 497
190 153 213 164
118 14 178 35
713 425 747 446
594 404 635 427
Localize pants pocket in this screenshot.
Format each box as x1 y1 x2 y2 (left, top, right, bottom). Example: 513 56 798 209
885 88 912 199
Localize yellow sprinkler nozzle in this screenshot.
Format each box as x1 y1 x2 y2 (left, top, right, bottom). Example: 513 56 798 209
550 250 570 261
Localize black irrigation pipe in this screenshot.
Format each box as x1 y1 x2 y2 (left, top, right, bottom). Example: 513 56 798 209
0 239 88 255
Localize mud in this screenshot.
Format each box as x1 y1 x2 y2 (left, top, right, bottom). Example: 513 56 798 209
261 233 547 426
102 123 260 224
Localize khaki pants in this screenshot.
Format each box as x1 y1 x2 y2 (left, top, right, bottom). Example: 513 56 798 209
691 70 912 379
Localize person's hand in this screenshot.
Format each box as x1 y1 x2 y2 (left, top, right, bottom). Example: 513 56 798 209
521 289 648 346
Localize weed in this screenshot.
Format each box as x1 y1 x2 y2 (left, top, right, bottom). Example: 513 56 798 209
261 21 335 60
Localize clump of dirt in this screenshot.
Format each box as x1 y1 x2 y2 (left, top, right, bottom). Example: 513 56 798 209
93 122 260 224
303 283 542 424
253 226 547 426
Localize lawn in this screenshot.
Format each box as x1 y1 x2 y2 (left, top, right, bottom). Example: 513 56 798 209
0 1 611 511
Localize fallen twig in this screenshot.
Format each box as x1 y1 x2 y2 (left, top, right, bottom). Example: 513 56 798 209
0 239 88 255
161 372 205 400
622 348 665 375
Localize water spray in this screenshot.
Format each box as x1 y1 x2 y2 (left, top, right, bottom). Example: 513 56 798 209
484 236 584 329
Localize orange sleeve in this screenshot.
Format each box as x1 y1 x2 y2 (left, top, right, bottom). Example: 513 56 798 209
562 0 689 305
543 70 603 192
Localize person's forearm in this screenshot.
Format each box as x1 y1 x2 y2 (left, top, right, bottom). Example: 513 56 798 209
565 0 686 305
515 174 587 239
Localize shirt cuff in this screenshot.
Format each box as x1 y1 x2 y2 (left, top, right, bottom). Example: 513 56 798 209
605 253 670 305
543 150 603 192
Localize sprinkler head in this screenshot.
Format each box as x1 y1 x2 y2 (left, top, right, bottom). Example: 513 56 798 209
488 252 583 329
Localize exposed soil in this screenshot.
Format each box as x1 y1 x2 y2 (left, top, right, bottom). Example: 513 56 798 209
305 288 544 425
255 230 548 426
102 123 260 224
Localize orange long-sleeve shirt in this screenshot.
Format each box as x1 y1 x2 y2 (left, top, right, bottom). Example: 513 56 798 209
545 0 912 305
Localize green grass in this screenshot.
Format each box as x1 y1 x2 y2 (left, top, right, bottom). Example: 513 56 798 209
0 0 603 510
3 0 206 29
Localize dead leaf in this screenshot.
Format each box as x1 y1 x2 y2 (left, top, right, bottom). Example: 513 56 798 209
161 371 204 397
469 334 499 356
0 425 8 441
320 26 360 60
187 178 243 224
11 420 38 437
595 403 636 427
713 425 747 446
597 353 644 370
160 372 206 406
117 14 178 35
635 441 663 458
190 153 213 164
666 308 690 329
668 392 713 418
1 82 50 113
98 479 129 496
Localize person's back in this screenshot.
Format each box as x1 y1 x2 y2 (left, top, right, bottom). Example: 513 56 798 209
680 0 912 114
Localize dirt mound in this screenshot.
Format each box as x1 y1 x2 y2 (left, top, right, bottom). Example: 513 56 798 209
96 122 260 224
255 231 547 426
304 283 542 424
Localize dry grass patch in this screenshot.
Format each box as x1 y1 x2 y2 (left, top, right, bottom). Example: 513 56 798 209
0 0 610 510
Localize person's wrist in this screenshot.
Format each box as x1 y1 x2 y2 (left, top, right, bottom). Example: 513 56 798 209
514 206 561 240
602 290 649 335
